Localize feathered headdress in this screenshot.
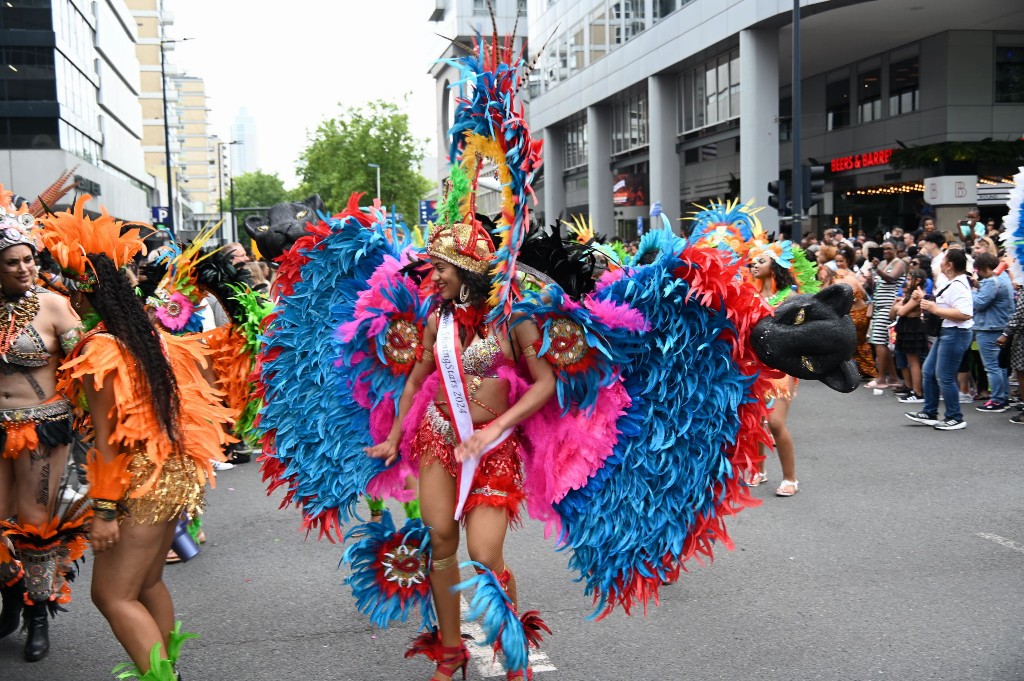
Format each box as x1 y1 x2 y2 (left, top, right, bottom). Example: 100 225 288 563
443 27 543 323
748 239 820 294
427 166 495 275
685 198 765 261
563 215 623 271
146 223 223 333
36 194 147 291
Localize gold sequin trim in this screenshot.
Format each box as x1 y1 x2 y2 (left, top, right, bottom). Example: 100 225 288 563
120 449 204 525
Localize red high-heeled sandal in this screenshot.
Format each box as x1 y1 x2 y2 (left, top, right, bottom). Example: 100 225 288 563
430 643 469 681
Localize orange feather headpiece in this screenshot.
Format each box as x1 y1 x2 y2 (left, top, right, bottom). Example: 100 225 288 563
37 194 148 291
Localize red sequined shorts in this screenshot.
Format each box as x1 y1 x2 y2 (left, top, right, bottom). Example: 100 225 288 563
412 403 525 526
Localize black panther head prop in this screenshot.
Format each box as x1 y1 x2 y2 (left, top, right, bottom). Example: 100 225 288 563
751 284 860 393
244 195 326 262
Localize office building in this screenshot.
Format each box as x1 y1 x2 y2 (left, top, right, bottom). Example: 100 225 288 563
0 0 154 220
528 0 1024 239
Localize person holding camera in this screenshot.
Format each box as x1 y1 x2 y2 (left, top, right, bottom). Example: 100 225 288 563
905 249 974 430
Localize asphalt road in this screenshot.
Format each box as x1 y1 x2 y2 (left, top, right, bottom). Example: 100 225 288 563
2 380 1022 680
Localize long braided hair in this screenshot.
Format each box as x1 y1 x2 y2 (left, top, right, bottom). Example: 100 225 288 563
85 253 181 443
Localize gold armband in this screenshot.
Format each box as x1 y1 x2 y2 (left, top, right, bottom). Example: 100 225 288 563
521 344 537 358
431 554 458 572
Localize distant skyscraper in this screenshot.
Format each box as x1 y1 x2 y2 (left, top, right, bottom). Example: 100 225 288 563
230 108 259 175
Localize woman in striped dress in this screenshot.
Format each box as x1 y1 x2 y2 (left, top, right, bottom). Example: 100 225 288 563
865 240 906 388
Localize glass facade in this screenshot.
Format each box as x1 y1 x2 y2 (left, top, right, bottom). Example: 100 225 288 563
857 67 881 123
563 113 587 169
0 46 56 101
888 56 919 115
996 45 1024 103
826 77 850 130
612 86 647 154
678 48 739 134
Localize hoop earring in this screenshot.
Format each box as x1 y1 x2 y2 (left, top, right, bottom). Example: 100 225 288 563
459 284 469 304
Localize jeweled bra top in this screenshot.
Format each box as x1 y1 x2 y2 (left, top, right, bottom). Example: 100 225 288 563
2 324 51 367
461 332 509 379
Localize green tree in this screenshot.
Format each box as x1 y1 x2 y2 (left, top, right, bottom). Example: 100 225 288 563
226 170 295 217
225 170 296 249
296 98 432 221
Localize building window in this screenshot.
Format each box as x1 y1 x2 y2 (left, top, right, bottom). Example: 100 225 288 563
473 0 487 16
0 46 56 102
888 56 919 115
518 0 527 16
826 77 849 130
0 117 58 149
0 0 53 30
779 96 792 142
996 46 1024 103
563 114 588 170
590 6 608 62
857 68 881 123
653 0 676 21
612 87 648 155
569 22 585 74
678 48 739 134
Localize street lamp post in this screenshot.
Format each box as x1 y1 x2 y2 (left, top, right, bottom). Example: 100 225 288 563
229 172 236 242
159 37 190 238
216 140 240 239
368 163 381 201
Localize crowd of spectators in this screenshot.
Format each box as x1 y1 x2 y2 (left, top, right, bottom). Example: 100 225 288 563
801 208 1019 430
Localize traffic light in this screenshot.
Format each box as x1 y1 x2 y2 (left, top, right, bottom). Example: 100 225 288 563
801 164 825 212
767 179 788 214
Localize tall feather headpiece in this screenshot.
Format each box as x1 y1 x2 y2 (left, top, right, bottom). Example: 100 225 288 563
443 27 543 324
147 223 224 333
36 194 147 291
685 198 765 261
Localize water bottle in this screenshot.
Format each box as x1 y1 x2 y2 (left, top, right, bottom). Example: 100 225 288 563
171 518 200 562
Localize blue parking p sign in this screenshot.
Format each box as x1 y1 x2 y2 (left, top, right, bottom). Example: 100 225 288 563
419 200 437 225
152 206 169 225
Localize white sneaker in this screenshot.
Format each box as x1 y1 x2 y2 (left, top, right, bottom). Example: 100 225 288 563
958 392 974 404
211 460 235 471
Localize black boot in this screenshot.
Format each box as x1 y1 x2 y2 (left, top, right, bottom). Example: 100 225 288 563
23 601 49 662
0 579 24 639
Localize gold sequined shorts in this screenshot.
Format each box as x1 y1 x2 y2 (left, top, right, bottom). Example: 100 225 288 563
121 449 204 525
412 403 525 526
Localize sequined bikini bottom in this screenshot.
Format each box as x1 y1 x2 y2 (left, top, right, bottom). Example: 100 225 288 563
412 403 525 525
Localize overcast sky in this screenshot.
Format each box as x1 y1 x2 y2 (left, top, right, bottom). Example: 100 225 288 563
170 1 448 188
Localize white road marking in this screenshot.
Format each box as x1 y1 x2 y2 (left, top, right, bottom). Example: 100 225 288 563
460 595 557 678
977 532 1024 554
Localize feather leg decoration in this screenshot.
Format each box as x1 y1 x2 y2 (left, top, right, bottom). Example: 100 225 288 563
340 510 435 630
454 561 548 673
